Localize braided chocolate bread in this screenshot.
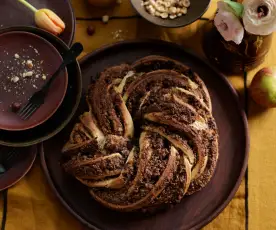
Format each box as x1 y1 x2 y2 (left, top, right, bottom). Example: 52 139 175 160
62 56 219 212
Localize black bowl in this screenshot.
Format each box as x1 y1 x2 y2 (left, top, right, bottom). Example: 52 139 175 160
130 0 211 28
0 27 82 147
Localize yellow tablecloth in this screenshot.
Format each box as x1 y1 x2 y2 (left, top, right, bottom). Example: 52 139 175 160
1 0 276 229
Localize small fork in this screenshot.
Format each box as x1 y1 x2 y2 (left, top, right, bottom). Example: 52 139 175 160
0 148 20 174
0 148 20 230
17 42 83 120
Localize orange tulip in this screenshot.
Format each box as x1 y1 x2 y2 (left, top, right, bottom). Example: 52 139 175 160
17 0 66 35
35 9 65 35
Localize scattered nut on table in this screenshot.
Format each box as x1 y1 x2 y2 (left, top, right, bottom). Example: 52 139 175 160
102 15 110 24
87 25 96 36
141 0 190 19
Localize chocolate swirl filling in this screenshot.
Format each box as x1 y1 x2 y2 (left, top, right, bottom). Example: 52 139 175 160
61 55 219 212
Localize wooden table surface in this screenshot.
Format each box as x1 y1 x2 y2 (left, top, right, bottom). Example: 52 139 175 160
1 0 275 229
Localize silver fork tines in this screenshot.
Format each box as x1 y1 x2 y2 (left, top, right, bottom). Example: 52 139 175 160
4 149 18 164
0 148 20 173
17 102 40 120
16 42 84 121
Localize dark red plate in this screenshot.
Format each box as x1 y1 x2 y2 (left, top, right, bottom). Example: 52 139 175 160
0 0 75 46
0 31 68 131
0 145 37 191
0 27 82 147
40 40 249 230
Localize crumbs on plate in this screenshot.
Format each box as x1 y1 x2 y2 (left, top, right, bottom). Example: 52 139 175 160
0 45 48 112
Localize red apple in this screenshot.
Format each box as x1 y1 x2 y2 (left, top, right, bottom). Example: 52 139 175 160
250 66 276 108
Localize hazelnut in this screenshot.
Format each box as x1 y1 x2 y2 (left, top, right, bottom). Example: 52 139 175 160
11 76 20 83
11 102 21 112
26 60 33 69
87 25 96 36
23 71 33 78
42 74 47 80
102 15 110 24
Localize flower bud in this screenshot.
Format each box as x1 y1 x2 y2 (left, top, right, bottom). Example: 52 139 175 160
215 1 244 45
35 9 65 35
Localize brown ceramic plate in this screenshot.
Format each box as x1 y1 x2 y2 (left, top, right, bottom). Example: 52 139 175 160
0 31 68 131
0 27 82 147
0 0 75 46
0 145 37 191
40 40 249 230
130 0 211 27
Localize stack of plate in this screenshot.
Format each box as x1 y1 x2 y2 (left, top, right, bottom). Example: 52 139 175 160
0 0 81 191
0 27 82 147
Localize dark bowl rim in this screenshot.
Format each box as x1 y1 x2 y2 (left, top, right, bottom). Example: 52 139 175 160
42 39 249 230
130 0 211 28
0 26 82 147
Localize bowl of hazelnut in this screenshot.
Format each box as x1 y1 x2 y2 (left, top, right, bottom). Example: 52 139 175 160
131 0 211 27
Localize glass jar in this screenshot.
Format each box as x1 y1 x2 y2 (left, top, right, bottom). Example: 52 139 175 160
202 20 273 75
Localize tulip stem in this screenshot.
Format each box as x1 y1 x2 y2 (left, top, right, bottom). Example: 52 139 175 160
17 0 38 13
